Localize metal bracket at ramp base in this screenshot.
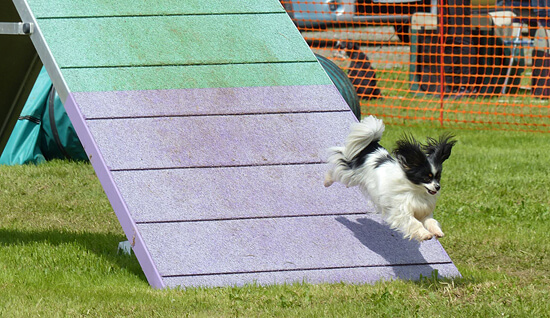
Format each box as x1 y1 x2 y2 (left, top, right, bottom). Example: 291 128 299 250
0 22 34 35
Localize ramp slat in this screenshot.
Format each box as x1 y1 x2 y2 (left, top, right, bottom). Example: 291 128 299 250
112 164 371 223
61 62 329 92
38 14 311 68
137 215 454 277
72 85 349 119
86 112 354 170
162 263 461 288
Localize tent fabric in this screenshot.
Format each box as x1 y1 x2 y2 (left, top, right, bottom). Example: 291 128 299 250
0 67 87 165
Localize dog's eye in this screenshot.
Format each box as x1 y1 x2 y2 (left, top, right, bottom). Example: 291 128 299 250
423 177 431 183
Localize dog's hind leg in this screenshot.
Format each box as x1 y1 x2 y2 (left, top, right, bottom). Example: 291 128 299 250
324 170 334 187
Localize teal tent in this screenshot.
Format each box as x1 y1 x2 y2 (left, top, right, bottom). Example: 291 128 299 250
0 67 87 165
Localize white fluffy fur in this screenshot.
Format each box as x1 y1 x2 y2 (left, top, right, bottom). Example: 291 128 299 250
325 116 444 241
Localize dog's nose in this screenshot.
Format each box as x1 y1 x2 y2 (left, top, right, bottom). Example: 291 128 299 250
435 184 441 191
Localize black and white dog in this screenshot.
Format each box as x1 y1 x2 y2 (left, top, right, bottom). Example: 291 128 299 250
325 116 456 241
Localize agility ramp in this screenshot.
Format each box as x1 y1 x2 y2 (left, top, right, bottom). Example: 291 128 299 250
5 0 460 288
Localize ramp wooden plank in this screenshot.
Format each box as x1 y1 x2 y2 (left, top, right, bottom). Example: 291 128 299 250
38 13 312 68
61 62 329 92
27 0 284 18
86 112 354 171
111 164 372 223
137 214 454 277
72 85 349 119
162 263 461 288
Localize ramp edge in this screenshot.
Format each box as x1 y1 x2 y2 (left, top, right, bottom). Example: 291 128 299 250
64 93 165 288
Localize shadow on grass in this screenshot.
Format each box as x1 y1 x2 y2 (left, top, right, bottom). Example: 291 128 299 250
0 228 146 281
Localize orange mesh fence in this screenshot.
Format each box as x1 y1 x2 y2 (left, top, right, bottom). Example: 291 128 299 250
281 0 550 132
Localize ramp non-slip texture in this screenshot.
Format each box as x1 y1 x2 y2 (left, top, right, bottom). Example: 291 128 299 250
11 0 460 288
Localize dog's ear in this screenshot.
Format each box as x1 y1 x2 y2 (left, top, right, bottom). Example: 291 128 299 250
394 134 427 169
424 133 457 164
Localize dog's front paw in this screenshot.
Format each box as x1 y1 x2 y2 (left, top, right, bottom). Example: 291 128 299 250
424 219 444 238
430 229 444 238
411 229 433 241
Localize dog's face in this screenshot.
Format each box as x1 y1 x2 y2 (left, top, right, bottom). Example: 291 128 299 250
405 161 442 195
394 133 456 196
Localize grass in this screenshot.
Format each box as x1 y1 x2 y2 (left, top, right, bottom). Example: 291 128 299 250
1 126 550 317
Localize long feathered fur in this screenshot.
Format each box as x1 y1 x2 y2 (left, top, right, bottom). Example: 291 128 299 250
324 116 385 188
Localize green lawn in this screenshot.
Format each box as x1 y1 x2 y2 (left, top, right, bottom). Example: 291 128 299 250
1 125 549 317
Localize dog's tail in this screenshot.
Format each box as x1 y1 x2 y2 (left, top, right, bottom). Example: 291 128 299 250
325 115 385 187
